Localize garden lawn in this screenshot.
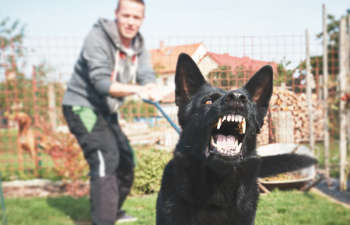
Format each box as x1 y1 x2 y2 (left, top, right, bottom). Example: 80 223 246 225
3 190 350 225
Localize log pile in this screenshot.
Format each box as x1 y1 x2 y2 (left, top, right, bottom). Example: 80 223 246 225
121 120 179 149
258 87 324 145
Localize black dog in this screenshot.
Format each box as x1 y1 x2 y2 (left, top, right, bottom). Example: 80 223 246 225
156 53 317 225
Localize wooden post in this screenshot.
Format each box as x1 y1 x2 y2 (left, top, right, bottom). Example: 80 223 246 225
347 15 350 151
305 29 315 153
339 17 349 191
322 4 330 181
48 83 57 130
31 66 39 177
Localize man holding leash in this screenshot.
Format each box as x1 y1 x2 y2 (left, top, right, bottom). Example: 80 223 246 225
62 0 159 224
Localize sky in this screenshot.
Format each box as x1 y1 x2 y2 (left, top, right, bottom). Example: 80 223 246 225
1 0 349 37
1 0 349 80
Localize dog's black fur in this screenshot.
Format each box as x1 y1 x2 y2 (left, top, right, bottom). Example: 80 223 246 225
156 53 317 225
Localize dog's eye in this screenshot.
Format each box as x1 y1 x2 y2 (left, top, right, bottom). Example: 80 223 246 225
204 99 213 105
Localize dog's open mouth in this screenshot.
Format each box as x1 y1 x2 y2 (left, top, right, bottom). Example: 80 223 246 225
210 114 246 157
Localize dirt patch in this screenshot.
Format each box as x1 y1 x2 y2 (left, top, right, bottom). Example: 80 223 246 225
2 179 89 198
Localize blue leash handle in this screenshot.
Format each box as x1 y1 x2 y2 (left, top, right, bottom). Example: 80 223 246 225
143 99 181 135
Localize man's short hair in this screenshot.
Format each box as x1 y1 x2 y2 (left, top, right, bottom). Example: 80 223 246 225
116 0 145 11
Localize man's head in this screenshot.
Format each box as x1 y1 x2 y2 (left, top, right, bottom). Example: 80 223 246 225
115 0 145 47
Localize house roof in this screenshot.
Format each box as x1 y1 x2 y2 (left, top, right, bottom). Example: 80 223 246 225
205 52 278 74
159 52 279 103
150 42 203 75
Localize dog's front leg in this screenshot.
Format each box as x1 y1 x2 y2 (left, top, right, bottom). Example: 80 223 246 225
173 152 213 205
17 141 24 172
235 157 261 225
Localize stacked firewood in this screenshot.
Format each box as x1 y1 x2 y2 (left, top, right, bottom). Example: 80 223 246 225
257 87 324 145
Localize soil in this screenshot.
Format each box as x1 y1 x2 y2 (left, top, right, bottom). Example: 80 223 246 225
1 179 89 198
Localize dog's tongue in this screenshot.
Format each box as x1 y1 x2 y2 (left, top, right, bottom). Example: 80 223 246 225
216 134 236 150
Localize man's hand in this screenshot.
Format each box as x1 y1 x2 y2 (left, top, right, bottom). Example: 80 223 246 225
137 83 173 102
109 81 173 102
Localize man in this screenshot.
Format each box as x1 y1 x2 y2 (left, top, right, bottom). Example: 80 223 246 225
62 0 158 224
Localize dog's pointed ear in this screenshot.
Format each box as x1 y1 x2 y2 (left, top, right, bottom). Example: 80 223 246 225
244 65 273 125
175 53 207 106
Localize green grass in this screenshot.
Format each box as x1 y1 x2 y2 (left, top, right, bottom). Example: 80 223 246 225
256 190 350 225
2 190 350 225
0 150 58 181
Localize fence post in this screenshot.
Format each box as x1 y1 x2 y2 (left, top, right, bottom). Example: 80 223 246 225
322 4 330 181
48 83 57 130
0 172 8 225
339 16 349 191
347 14 350 159
305 29 315 153
31 66 40 177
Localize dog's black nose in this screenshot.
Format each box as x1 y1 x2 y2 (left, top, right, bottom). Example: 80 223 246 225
223 91 247 105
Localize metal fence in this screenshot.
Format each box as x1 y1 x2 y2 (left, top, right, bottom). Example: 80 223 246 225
0 33 341 181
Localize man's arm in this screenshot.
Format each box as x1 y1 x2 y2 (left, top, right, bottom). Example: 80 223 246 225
109 82 144 97
109 81 158 100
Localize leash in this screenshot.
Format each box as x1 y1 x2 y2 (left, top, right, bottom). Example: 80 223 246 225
0 172 8 225
142 99 181 135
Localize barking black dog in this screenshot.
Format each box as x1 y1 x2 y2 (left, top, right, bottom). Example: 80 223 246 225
156 53 317 225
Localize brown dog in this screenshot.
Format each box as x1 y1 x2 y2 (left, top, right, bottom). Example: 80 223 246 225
9 112 40 174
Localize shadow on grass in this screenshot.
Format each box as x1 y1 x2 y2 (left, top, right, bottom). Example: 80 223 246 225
46 196 91 225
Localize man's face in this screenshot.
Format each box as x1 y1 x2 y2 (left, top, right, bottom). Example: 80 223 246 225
115 0 145 43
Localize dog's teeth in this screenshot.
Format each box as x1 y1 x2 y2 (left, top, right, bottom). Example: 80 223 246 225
238 115 242 122
242 119 246 133
217 117 222 130
237 142 242 151
211 137 218 148
227 115 232 122
222 116 226 122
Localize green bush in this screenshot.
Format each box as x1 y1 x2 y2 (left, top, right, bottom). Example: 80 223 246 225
132 147 172 195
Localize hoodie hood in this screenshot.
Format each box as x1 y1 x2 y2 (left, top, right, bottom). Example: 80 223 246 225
96 18 145 54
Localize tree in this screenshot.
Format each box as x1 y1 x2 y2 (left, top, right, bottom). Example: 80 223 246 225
315 9 350 76
0 17 27 114
314 9 350 138
0 17 63 120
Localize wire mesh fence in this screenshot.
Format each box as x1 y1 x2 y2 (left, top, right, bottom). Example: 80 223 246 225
0 34 340 181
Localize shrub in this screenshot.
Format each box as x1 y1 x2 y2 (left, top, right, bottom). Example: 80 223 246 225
132 147 172 195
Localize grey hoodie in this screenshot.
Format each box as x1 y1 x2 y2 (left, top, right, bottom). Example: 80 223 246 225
62 18 156 113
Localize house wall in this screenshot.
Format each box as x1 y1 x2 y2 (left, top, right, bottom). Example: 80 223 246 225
192 44 207 63
156 73 175 89
198 56 219 79
155 44 208 89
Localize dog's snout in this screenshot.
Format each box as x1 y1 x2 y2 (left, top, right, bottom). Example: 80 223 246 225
223 91 246 105
238 94 247 103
